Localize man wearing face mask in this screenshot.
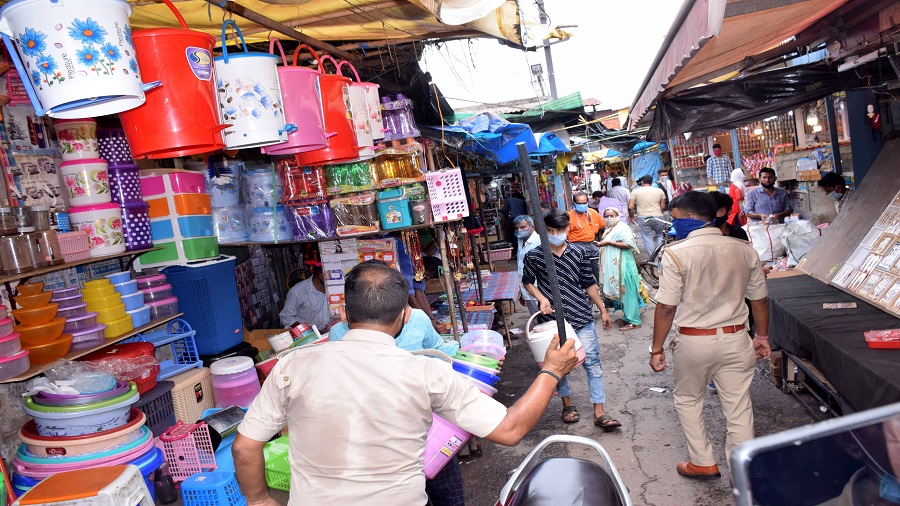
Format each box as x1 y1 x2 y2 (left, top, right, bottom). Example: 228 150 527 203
706 143 733 191
514 215 542 315
567 192 606 286
817 172 852 214
710 191 749 240
649 192 770 481
745 167 792 223
523 210 618 429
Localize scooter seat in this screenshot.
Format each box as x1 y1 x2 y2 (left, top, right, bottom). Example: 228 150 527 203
509 457 625 506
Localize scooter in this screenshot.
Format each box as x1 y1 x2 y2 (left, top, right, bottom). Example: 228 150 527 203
495 435 633 506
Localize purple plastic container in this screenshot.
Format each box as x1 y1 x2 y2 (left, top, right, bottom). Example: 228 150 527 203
121 202 152 251
108 164 143 204
286 200 336 241
97 129 134 166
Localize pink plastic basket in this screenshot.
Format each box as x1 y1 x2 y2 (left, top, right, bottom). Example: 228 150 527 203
423 414 471 479
159 421 217 482
426 169 469 221
57 231 91 262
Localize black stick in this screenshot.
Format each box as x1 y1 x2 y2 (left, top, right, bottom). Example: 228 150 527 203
517 143 567 346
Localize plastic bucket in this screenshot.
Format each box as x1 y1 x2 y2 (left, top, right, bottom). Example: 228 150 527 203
423 414 471 479
0 0 156 118
338 61 376 158
214 21 293 150
295 56 359 166
117 0 226 159
261 41 328 155
525 312 586 368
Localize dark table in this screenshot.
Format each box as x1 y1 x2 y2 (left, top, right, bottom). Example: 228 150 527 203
768 275 900 413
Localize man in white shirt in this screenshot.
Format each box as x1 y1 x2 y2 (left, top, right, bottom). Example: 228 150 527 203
629 175 668 255
607 178 631 209
589 171 603 194
514 215 541 315
278 267 331 330
234 260 578 506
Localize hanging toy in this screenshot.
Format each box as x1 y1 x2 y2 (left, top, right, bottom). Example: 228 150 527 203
867 104 882 132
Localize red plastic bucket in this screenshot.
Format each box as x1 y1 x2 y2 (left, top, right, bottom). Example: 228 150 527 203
117 0 226 159
294 55 359 166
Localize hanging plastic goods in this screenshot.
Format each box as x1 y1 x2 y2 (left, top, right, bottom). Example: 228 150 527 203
261 40 328 156
329 192 380 237
243 165 284 208
294 55 360 166
401 230 425 281
119 0 225 159
212 206 248 244
323 160 378 195
373 141 426 188
277 159 326 201
205 160 243 208
246 205 291 243
336 60 377 160
407 183 432 226
284 200 336 241
380 93 420 141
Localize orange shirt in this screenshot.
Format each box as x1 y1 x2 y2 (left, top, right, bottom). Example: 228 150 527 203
567 208 605 243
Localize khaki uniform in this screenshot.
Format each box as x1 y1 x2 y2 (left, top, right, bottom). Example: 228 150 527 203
655 228 767 467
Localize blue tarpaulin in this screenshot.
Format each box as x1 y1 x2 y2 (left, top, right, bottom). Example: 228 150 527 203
631 150 663 183
429 112 539 164
530 132 570 156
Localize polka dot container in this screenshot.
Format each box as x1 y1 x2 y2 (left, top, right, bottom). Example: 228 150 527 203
121 202 153 251
108 164 143 205
97 129 134 166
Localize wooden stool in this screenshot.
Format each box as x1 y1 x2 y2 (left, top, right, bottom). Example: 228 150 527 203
13 465 153 506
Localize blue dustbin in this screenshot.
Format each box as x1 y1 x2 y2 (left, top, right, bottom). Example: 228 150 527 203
377 188 412 230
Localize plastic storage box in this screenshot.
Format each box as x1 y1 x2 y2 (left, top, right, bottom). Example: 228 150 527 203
150 215 215 240
169 367 217 424
134 380 176 437
376 188 412 230
137 237 219 268
181 471 247 506
141 170 207 197
146 194 212 219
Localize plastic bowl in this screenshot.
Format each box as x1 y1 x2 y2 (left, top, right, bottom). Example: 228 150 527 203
57 303 88 318
120 291 144 312
14 292 53 309
460 329 505 350
113 280 138 296
104 314 134 338
105 271 132 285
84 293 123 310
25 383 138 413
453 351 500 369
69 324 107 351
81 284 115 299
461 342 506 361
95 303 127 324
16 317 66 346
463 375 497 397
452 360 500 386
16 283 44 296
0 349 29 381
0 316 14 338
18 408 146 458
32 380 129 407
16 426 152 465
23 387 139 437
54 294 84 309
0 331 21 356
63 312 98 332
452 358 498 377
14 433 155 476
12 304 59 326
25 334 73 365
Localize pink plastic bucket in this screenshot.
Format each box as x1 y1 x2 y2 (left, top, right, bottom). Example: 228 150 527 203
261 40 328 155
423 414 471 479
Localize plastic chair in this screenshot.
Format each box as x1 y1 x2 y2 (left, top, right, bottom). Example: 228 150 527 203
12 464 153 506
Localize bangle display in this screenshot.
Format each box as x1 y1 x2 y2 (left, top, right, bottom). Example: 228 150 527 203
538 369 561 383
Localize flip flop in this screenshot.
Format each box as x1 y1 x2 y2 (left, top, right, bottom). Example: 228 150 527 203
561 405 579 423
618 323 641 331
595 414 622 431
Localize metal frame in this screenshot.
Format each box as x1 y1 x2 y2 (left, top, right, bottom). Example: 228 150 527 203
781 350 845 420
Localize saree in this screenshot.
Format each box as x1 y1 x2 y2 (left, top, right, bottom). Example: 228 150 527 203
600 221 646 326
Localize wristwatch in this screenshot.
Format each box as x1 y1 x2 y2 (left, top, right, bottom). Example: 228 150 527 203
649 346 664 356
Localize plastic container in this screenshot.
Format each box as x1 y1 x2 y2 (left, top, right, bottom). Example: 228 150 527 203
0 331 21 357
150 215 215 240
69 324 107 351
10 305 56 326
84 292 124 310
0 206 15 235
169 367 216 424
15 283 43 296
461 342 506 361
0 349 29 381
200 341 256 368
59 159 112 207
138 237 219 265
105 271 132 285
104 314 134 337
278 159 326 201
373 141 426 186
526 313 586 368
68 203 126 257
17 317 66 346
423 414 471 479
452 360 501 386
32 379 125 406
107 164 143 204
324 160 377 195
135 381 176 437
285 200 337 241
210 356 261 408
246 206 292 242
463 375 497 397
84 278 112 290
23 386 139 436
127 306 151 329
81 344 158 395
30 206 52 231
243 167 284 207
205 160 243 207
57 302 88 318
14 291 52 309
94 303 127 324
56 293 86 309
147 297 180 319
56 231 91 262
376 187 412 230
121 202 154 251
460 330 505 351
142 283 174 302
212 206 249 243
329 192 380 236
0 234 35 274
18 408 146 457
140 170 207 197
121 291 145 312
25 334 73 364
147 193 213 220
63 312 98 332
97 129 135 166
52 287 80 300
114 280 139 296
181 471 246 506
53 119 99 161
135 274 167 290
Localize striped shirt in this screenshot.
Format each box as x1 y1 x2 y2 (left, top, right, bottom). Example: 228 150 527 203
706 155 732 185
521 243 595 328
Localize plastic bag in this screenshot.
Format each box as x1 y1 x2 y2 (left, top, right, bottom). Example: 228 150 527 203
329 192 381 236
285 200 337 240
213 206 249 243
781 220 820 267
278 159 326 201
81 355 159 386
36 359 118 394
243 165 284 207
744 223 787 262
324 160 377 195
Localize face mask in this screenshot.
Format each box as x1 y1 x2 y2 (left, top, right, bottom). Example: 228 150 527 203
514 229 532 240
761 182 775 190
827 191 843 200
394 308 407 339
672 218 710 240
547 233 567 246
605 217 620 228
714 216 728 227
574 203 589 214
713 149 722 156
658 176 668 182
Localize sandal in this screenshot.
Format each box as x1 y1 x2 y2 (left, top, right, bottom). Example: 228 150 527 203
618 323 641 331
595 414 622 431
561 405 579 423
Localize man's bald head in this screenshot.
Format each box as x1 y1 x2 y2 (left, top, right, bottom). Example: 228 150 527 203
344 260 409 325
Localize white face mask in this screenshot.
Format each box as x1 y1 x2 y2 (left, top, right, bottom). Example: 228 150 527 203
827 191 843 201
547 233 567 246
658 176 668 182
605 217 620 228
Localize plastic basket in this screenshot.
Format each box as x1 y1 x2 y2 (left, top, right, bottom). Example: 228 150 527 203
181 472 247 506
57 231 91 262
425 168 466 201
159 422 217 482
169 367 216 424
134 380 175 437
481 247 512 262
141 319 202 379
431 199 469 222
263 436 291 491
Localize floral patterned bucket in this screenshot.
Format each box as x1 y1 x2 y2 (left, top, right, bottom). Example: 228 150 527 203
53 119 98 161
58 159 112 207
68 202 125 257
0 0 159 118
214 21 295 150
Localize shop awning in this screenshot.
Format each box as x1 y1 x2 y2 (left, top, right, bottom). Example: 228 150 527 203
628 0 851 130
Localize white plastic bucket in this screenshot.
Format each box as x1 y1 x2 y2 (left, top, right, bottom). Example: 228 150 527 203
525 312 586 368
423 414 471 479
214 21 294 150
0 0 157 118
338 61 375 158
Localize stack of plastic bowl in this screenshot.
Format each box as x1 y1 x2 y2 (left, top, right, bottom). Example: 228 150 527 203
52 286 107 350
106 271 150 329
13 283 72 365
13 380 163 500
459 329 506 361
451 359 501 397
0 297 27 381
82 278 133 338
135 273 180 320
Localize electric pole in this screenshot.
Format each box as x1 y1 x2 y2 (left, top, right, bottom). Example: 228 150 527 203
535 0 557 100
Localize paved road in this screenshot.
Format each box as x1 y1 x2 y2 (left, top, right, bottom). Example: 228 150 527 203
460 302 817 506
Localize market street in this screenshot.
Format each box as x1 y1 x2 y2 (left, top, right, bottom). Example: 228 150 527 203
460 299 817 506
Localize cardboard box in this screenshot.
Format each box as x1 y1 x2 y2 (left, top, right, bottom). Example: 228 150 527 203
797 170 822 182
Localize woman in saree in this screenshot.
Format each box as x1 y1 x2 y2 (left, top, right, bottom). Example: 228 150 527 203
596 207 645 331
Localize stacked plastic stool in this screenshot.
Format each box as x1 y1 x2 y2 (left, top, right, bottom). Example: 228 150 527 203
181 472 247 506
136 170 218 270
12 464 154 506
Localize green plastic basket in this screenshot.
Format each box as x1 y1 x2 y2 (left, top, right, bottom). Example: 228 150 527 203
264 436 291 491
1 475 6 506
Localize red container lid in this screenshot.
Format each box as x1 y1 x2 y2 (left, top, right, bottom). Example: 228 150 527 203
81 342 155 361
59 158 108 167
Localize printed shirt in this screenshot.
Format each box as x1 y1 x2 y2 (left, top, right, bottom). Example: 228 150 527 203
706 155 733 185
655 228 767 329
744 186 792 219
517 231 541 301
522 243 595 328
279 277 329 329
238 329 507 506
566 208 605 243
327 308 459 356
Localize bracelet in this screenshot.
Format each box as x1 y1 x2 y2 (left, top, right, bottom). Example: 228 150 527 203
538 370 561 383
755 335 769 340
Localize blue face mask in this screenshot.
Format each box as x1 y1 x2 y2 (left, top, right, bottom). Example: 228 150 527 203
574 203 589 214
672 218 710 240
547 233 567 246
514 229 531 240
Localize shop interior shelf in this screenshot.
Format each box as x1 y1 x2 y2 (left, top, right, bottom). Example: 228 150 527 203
0 247 161 285
222 219 462 247
0 313 183 384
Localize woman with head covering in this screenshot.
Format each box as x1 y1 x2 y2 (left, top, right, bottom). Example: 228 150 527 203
595 207 646 331
728 168 748 226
